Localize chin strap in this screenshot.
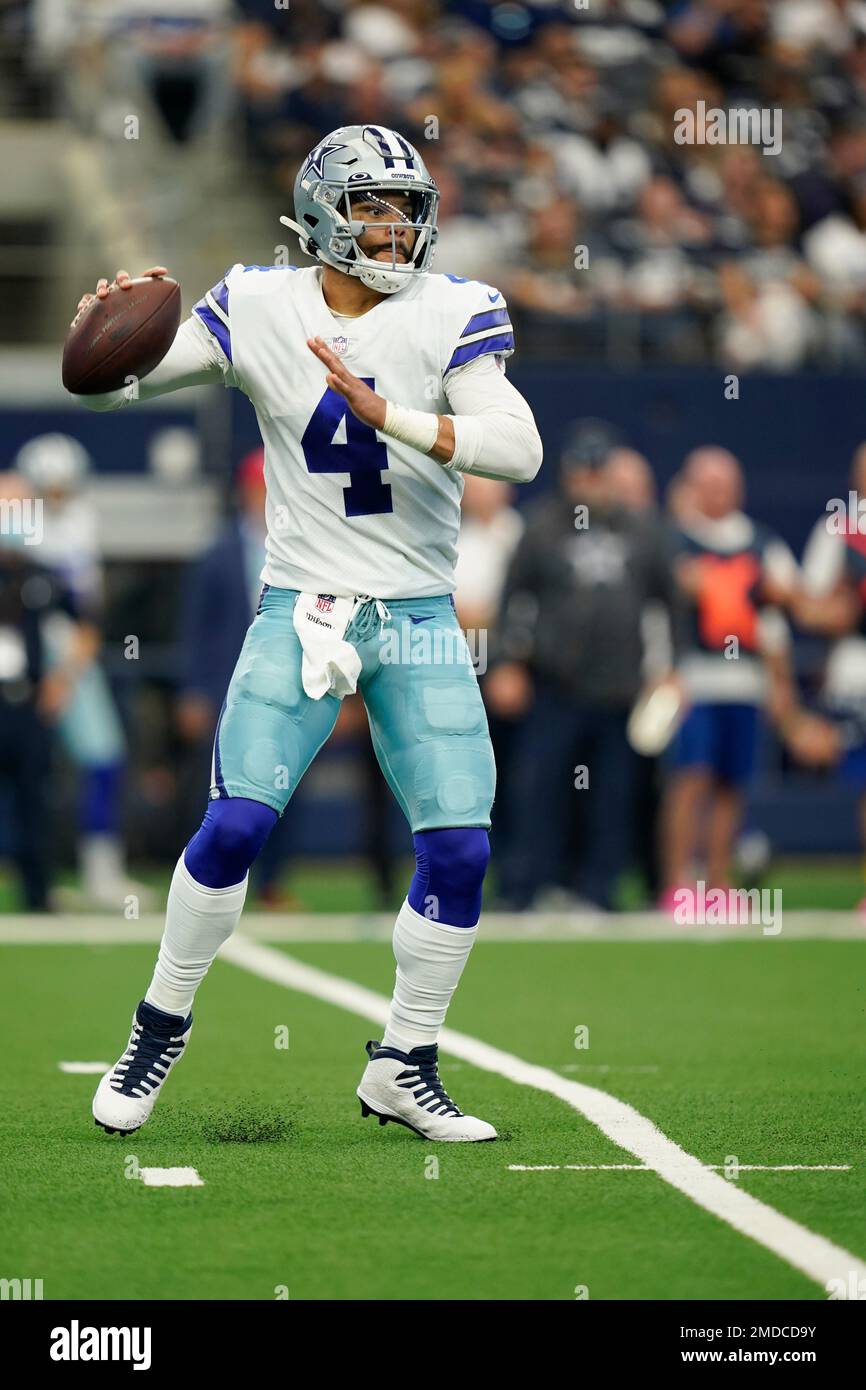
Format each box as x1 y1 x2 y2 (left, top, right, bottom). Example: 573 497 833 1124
279 214 316 258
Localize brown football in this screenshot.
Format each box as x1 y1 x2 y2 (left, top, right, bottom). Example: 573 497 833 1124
62 276 181 395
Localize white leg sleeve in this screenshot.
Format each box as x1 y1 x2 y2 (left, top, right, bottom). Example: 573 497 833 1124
145 855 248 1016
381 898 478 1052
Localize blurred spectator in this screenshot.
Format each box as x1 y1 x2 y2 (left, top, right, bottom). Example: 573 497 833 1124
787 442 866 909
602 446 671 901
667 0 769 76
487 418 682 911
0 471 99 910
14 434 152 910
605 175 713 359
546 95 652 216
660 447 799 904
32 0 866 365
717 181 820 368
603 445 658 515
803 174 866 357
454 474 523 867
506 194 587 320
176 447 268 743
454 474 523 632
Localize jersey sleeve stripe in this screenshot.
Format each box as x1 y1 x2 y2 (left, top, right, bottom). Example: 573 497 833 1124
445 331 515 372
210 277 230 317
456 324 514 349
193 296 233 362
203 289 230 329
459 307 512 337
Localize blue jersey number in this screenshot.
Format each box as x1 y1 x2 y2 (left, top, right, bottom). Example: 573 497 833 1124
301 382 392 518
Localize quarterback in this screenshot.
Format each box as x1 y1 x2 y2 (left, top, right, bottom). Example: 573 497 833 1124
71 125 543 1142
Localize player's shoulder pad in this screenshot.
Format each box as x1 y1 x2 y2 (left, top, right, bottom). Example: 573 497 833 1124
230 262 303 295
192 263 302 362
433 271 508 308
431 272 514 375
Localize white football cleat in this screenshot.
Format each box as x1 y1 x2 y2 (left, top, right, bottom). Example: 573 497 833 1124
92 1000 192 1135
357 1039 497 1142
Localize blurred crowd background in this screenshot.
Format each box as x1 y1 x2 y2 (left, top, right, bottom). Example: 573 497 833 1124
3 0 866 913
9 0 866 363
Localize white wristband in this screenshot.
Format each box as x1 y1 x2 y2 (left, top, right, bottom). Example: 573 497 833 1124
382 400 440 453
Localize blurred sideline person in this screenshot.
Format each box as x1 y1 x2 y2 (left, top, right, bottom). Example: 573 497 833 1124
454 475 524 633
487 420 682 911
14 435 152 910
454 474 523 866
602 446 672 901
0 471 100 910
660 447 798 904
785 443 866 906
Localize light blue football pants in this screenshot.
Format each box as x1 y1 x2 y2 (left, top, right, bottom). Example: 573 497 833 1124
210 586 496 831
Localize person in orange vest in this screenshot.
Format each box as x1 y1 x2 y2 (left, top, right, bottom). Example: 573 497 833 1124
659 447 798 906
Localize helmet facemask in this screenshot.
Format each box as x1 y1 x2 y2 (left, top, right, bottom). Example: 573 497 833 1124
285 179 440 294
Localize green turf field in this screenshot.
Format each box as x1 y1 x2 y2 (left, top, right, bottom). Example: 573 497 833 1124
1 921 865 1300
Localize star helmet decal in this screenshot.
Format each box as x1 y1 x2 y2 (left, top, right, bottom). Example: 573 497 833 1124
302 140 349 183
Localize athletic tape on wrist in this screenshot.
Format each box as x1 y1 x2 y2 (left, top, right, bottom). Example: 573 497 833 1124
382 400 440 454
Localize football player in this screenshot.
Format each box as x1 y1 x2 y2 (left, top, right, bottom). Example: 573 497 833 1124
70 125 543 1142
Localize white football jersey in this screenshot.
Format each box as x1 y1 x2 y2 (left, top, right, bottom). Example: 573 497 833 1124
192 264 516 599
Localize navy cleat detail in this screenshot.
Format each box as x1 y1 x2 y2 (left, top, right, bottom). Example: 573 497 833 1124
92 1000 192 1135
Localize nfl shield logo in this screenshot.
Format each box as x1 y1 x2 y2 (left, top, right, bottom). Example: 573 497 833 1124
316 594 336 613
330 336 349 355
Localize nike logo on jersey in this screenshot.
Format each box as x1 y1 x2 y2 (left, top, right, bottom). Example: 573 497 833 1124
409 615 435 624
487 291 501 302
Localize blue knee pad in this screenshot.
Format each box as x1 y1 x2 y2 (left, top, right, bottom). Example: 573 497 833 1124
408 827 490 927
184 797 277 888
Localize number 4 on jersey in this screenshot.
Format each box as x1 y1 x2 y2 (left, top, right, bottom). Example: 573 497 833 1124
301 382 393 518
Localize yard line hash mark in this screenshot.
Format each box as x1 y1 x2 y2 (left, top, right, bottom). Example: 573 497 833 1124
218 935 866 1294
58 1061 109 1074
138 1167 204 1188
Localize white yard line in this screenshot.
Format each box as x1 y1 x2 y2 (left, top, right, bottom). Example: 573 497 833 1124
561 1064 660 1073
2 911 866 945
219 935 866 1294
509 1164 852 1173
57 1061 109 1074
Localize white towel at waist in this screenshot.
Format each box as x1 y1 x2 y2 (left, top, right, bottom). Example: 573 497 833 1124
291 592 391 700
